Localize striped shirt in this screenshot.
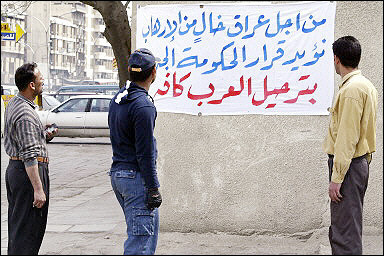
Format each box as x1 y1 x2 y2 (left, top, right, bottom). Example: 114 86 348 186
4 93 48 167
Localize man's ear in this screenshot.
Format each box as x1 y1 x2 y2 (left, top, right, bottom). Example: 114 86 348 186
29 81 35 91
334 55 340 65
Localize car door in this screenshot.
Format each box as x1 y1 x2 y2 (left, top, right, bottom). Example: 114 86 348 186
46 98 90 137
84 98 111 137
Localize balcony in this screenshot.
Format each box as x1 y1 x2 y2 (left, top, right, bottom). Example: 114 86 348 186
95 37 111 47
72 4 86 13
94 51 113 60
93 23 105 31
51 33 77 42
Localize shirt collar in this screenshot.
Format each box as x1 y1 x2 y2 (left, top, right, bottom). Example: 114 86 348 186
339 70 361 89
16 93 36 109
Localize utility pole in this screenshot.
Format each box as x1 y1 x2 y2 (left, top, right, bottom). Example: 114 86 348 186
30 15 50 91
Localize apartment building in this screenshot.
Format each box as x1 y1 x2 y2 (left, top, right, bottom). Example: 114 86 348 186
1 14 27 85
84 6 115 82
1 1 118 90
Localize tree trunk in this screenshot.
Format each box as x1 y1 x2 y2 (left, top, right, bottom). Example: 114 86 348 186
81 1 131 88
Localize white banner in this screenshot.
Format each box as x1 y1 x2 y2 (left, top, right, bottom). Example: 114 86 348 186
136 1 336 115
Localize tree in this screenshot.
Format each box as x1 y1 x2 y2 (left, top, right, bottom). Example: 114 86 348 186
1 1 34 17
81 1 131 88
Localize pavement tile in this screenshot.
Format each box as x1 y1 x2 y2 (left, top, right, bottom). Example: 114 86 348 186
45 224 73 232
1 138 382 255
67 224 116 233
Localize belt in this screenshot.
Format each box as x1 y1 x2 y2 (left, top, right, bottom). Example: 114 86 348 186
328 153 369 161
10 156 49 163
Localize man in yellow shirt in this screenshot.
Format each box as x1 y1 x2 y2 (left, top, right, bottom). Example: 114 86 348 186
323 36 378 255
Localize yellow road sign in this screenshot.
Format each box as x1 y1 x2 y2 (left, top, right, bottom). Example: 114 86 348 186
1 23 11 32
1 22 25 42
15 23 25 42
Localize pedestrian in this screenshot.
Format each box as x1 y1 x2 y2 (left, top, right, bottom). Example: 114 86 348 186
323 36 378 255
4 62 58 254
108 48 162 255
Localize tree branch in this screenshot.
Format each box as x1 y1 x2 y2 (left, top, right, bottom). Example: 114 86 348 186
80 1 97 8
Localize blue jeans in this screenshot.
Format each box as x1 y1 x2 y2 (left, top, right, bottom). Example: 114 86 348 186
109 169 159 255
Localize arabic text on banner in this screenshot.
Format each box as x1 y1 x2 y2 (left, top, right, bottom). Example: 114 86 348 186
136 1 336 115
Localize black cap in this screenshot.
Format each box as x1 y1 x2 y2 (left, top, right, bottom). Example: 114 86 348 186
128 48 161 72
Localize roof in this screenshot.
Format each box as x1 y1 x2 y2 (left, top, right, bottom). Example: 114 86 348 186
65 94 114 99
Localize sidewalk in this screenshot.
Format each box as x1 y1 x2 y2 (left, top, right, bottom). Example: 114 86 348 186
1 137 382 254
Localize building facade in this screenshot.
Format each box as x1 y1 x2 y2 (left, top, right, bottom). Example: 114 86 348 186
1 14 27 85
1 1 118 90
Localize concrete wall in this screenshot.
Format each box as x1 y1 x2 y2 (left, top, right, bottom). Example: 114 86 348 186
132 1 383 234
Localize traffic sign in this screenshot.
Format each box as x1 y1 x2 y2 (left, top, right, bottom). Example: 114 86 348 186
1 22 25 42
15 23 25 42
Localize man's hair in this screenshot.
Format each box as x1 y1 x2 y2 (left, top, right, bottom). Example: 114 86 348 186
332 36 361 68
129 64 155 82
15 62 38 91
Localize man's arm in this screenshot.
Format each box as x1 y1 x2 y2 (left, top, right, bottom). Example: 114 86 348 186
25 161 46 208
134 105 160 189
15 118 47 208
329 95 363 202
331 96 363 183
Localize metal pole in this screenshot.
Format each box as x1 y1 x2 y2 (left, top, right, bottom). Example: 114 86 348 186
18 41 35 59
30 15 50 90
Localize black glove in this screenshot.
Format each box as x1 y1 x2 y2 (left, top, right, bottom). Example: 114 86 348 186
147 188 162 210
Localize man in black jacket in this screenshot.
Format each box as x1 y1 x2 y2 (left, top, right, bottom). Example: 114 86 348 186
108 48 162 255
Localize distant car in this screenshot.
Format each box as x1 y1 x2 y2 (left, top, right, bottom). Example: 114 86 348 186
36 95 113 141
1 86 60 111
51 91 100 103
1 84 18 95
56 84 120 95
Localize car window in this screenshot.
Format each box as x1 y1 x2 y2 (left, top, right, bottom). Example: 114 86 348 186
2 89 12 95
90 98 111 112
43 96 61 110
56 98 89 112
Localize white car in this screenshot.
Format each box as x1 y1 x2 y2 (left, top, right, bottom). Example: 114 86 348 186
37 95 113 141
40 94 61 110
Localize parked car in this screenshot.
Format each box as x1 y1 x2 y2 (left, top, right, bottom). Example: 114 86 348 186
1 86 60 111
36 95 113 141
51 91 100 103
56 84 120 95
39 93 61 110
1 84 19 95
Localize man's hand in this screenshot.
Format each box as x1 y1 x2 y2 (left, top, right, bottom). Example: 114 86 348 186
147 188 162 210
33 188 46 208
329 181 342 202
45 124 58 141
25 164 46 208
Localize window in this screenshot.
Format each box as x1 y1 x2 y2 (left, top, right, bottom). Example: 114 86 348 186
57 98 88 112
90 98 111 112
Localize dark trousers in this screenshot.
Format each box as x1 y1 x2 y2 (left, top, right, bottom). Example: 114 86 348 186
328 154 369 255
5 159 50 255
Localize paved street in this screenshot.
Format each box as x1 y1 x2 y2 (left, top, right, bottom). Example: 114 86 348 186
1 137 382 255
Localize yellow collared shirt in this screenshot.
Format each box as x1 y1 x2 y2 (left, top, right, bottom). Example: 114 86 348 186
323 70 378 183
